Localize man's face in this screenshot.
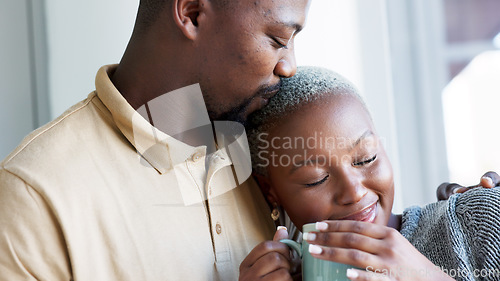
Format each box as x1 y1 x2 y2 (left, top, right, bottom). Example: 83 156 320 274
195 0 311 123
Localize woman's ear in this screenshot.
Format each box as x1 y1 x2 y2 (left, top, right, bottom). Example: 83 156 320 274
172 0 207 40
253 173 280 206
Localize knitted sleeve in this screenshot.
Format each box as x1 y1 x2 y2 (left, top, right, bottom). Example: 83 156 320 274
454 187 500 279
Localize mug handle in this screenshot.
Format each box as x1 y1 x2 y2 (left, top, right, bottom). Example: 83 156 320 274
280 239 303 258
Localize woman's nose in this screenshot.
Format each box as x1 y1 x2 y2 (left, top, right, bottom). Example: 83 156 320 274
334 172 368 206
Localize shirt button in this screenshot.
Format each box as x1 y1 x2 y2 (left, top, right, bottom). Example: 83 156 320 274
192 152 202 162
215 223 222 235
213 154 225 161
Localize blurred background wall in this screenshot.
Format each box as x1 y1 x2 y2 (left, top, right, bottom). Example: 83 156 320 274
1 0 499 211
0 0 137 158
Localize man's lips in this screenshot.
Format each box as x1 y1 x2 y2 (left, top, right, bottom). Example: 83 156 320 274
337 201 378 223
260 92 276 101
259 81 282 100
244 81 282 116
257 87 279 108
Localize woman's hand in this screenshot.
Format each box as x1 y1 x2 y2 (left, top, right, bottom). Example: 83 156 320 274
303 221 453 281
239 227 294 281
437 171 500 200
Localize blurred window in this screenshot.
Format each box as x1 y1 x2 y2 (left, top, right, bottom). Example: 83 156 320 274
442 0 500 184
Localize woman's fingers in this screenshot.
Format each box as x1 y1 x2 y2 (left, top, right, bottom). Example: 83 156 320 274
251 251 291 277
302 221 454 281
239 241 291 275
304 221 405 269
239 241 292 280
261 268 294 281
346 269 391 281
240 241 290 268
307 244 383 270
304 231 386 255
303 221 395 258
312 220 391 239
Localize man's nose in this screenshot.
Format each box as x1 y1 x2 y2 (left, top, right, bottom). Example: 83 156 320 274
274 48 297 78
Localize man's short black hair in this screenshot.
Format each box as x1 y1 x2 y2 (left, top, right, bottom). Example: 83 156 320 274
137 0 169 29
137 0 231 30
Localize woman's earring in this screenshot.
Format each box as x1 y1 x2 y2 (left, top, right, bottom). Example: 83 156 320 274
271 204 280 221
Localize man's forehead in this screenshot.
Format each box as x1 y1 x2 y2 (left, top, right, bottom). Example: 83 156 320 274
249 0 308 29
234 0 309 17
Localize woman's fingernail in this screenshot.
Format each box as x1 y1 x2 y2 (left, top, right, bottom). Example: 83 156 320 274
308 244 323 254
346 268 359 279
303 232 316 241
316 222 328 231
277 226 287 231
482 176 493 187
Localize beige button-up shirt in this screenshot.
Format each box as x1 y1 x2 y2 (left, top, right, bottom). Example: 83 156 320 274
0 65 275 280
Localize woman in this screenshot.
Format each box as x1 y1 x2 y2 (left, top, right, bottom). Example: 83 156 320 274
239 66 500 281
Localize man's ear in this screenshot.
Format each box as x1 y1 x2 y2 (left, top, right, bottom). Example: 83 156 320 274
253 173 280 206
172 0 207 40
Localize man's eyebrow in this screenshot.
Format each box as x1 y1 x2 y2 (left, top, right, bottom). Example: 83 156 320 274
351 130 374 151
276 21 304 33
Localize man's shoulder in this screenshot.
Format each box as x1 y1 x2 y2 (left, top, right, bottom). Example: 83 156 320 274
1 92 116 180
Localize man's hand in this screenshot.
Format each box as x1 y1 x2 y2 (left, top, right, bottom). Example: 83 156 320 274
437 171 500 200
239 227 293 280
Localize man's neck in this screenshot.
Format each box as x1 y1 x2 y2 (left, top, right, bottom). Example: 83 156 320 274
111 30 195 111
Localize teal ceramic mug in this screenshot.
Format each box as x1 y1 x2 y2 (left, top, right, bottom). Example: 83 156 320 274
281 223 353 281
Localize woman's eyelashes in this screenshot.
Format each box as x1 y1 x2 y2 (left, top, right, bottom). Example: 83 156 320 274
300 154 377 187
353 155 377 167
305 175 329 187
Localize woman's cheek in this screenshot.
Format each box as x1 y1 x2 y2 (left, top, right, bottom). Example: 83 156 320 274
370 157 393 187
285 193 331 225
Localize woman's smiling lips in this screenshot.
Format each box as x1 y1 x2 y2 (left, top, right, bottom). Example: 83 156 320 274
337 201 378 223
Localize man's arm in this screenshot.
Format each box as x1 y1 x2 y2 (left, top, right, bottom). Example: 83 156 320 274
0 169 71 281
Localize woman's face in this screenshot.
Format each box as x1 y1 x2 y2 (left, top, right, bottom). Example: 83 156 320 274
260 94 394 230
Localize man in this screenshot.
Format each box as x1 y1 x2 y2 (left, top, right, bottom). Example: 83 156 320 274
0 0 310 280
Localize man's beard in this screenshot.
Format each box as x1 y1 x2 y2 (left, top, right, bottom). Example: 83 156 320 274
207 81 282 125
214 96 254 126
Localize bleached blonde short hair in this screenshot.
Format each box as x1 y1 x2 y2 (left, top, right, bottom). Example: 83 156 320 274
246 66 369 176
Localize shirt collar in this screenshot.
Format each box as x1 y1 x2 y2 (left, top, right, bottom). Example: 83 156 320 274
95 64 201 174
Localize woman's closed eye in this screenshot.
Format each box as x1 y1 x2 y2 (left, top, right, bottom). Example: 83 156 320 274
353 155 377 167
305 175 329 187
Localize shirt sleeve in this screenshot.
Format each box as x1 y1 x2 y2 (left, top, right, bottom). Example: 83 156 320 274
454 187 500 280
0 169 72 281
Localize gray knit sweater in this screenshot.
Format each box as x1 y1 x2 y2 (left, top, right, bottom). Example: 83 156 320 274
400 188 500 280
